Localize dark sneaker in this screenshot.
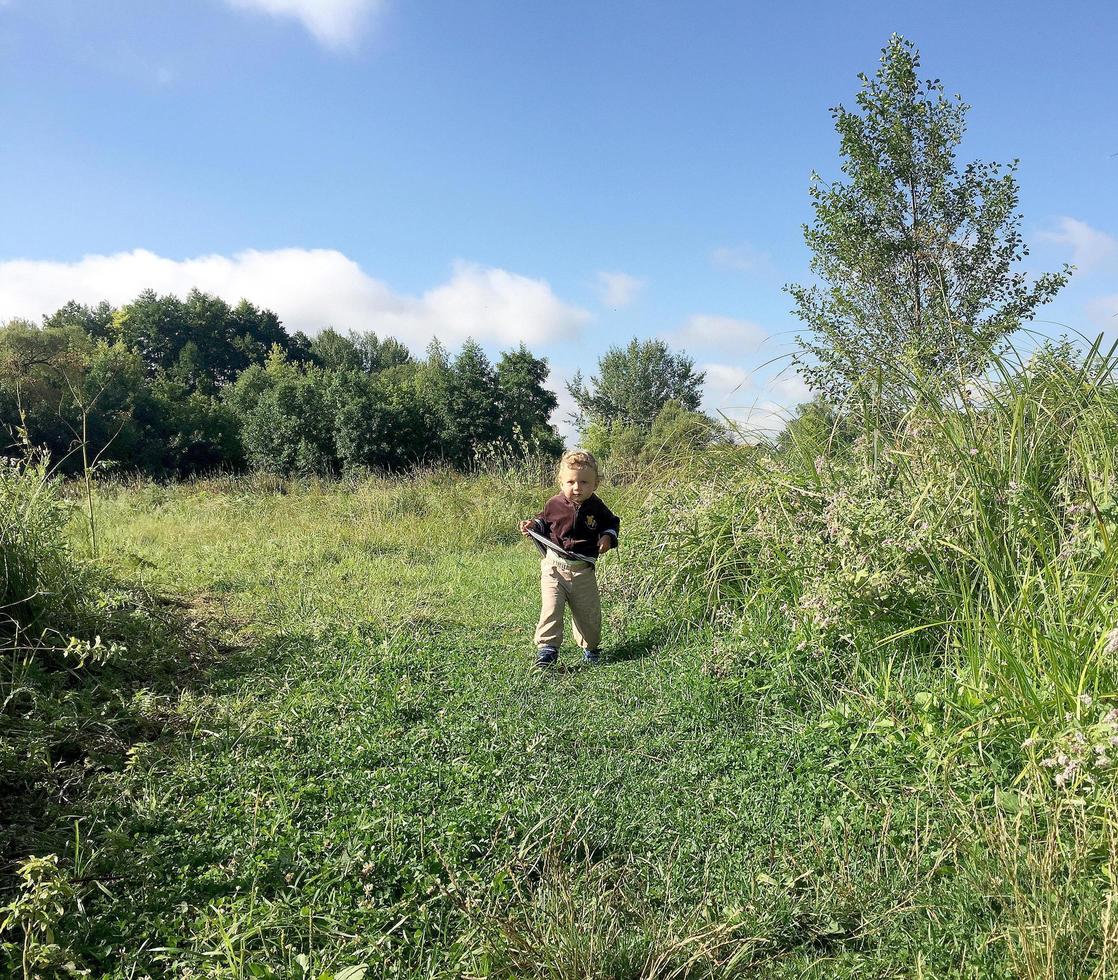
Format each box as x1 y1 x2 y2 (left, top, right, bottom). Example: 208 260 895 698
536 646 558 667
583 648 600 665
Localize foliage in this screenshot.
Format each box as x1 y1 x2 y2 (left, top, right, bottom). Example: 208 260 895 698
7 410 1118 976
0 319 242 477
639 399 728 462
0 457 219 980
3 292 567 479
629 337 1118 722
225 352 338 474
567 338 704 432
787 35 1070 409
308 328 412 374
0 456 88 630
0 855 83 977
495 344 563 456
582 400 724 469
113 289 290 392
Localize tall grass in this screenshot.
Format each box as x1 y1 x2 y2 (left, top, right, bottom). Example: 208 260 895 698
628 338 1118 729
1 456 89 636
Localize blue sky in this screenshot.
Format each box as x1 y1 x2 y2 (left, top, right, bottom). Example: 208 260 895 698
2 0 1116 435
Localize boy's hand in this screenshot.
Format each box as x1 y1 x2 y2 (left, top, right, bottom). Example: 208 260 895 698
598 535 613 555
519 520 534 536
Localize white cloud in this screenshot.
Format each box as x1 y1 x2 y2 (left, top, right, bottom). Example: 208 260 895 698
701 362 752 402
666 314 768 354
595 271 645 309
1038 217 1118 273
767 371 812 406
710 243 774 276
699 361 812 438
549 373 581 445
0 248 589 349
223 0 383 48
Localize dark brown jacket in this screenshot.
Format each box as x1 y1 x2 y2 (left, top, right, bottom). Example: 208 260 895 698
529 493 620 561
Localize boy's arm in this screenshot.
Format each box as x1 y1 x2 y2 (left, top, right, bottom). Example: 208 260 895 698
597 501 620 550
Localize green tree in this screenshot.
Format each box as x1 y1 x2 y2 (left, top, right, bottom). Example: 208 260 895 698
567 337 704 431
326 370 431 472
776 396 854 459
446 340 502 464
639 399 726 462
113 290 189 377
495 344 562 453
140 378 243 475
787 35 1070 409
310 328 364 372
352 331 412 373
42 300 115 341
581 419 645 465
0 319 92 464
1 317 241 477
411 338 456 461
228 299 289 365
111 289 299 392
224 350 335 474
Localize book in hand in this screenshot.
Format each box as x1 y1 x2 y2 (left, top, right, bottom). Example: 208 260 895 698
525 528 598 565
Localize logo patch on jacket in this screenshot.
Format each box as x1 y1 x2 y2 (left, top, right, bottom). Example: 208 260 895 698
585 514 597 529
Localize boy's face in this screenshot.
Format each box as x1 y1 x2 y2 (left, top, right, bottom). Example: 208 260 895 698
559 465 598 503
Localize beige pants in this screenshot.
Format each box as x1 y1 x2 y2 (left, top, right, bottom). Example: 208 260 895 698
533 553 601 650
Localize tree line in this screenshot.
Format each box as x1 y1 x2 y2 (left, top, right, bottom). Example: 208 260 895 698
1 290 721 478
0 289 567 477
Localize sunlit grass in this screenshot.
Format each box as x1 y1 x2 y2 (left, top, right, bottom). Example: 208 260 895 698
6 337 1118 976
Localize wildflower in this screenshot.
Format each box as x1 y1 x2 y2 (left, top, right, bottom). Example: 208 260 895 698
1103 629 1118 659
1055 760 1079 787
1020 736 1038 750
968 448 978 457
1078 693 1094 709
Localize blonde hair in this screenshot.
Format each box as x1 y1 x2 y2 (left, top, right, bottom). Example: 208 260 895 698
557 450 601 480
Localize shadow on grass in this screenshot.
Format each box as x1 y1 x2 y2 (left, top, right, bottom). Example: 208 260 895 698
605 625 671 665
0 588 255 877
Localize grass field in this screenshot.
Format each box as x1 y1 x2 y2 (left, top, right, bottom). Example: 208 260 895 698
3 451 1116 977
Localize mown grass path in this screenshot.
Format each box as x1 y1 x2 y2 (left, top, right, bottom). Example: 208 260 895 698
70 481 1007 978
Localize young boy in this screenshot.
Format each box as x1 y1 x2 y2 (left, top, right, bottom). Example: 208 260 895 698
519 450 619 667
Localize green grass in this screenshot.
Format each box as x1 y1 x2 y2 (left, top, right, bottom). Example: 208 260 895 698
3 460 1114 977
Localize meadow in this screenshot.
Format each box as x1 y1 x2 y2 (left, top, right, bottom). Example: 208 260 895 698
3 343 1118 978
